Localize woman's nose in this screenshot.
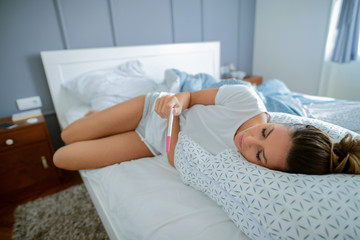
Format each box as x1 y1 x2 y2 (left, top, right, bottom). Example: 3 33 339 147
245 135 260 148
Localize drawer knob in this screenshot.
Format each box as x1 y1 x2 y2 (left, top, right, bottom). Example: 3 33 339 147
5 139 14 145
41 156 49 169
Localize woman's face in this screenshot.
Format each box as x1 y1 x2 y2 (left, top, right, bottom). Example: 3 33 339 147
234 123 293 171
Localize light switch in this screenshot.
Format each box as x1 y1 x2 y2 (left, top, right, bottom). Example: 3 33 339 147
16 96 42 110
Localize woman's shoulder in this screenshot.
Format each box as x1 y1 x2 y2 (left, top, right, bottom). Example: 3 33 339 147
216 84 259 103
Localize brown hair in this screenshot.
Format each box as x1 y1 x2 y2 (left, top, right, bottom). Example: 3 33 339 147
285 124 360 175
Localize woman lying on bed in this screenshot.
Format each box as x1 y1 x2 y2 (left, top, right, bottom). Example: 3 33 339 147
54 85 360 174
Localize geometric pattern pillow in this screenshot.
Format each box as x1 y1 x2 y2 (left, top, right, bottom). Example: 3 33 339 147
175 115 360 240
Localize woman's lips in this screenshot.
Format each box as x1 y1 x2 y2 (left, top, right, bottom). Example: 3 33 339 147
239 133 244 149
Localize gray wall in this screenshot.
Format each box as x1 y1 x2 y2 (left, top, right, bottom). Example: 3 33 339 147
0 0 256 149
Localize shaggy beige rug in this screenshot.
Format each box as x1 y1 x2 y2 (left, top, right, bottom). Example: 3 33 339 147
13 184 109 240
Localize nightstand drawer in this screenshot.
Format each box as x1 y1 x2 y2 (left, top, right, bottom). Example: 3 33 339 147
0 141 57 195
0 114 60 205
0 125 47 152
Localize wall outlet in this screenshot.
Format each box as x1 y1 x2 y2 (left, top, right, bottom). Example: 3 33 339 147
16 96 42 111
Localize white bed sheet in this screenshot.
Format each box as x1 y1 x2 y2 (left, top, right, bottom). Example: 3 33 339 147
80 156 247 240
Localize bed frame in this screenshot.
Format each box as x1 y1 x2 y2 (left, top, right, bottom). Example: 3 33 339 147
41 42 220 239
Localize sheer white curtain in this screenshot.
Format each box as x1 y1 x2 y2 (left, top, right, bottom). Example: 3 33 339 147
331 0 360 63
319 0 360 100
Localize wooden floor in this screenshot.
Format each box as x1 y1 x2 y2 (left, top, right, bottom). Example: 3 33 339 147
0 170 83 240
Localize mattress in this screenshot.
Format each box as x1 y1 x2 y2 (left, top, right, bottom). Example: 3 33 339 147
80 154 248 240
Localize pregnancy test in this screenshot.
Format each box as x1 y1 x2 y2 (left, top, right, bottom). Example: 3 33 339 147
166 108 174 153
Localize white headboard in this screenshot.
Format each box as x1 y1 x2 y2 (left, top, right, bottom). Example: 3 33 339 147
41 41 220 129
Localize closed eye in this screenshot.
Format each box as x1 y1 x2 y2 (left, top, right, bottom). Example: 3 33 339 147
261 127 266 138
256 128 267 163
262 126 275 165
258 126 274 164
266 127 274 138
256 151 261 162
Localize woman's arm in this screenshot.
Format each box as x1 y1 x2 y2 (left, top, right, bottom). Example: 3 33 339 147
155 88 219 117
155 88 219 167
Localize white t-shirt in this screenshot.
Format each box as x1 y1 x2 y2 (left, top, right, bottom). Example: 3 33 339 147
179 84 267 155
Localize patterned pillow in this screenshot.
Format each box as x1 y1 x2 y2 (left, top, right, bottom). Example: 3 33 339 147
175 113 360 240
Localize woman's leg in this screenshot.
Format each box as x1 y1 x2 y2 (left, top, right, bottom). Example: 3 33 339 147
61 95 146 144
54 131 154 170
54 95 154 170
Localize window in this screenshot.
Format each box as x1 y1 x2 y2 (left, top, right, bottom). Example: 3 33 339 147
325 0 342 60
358 31 360 56
326 0 360 60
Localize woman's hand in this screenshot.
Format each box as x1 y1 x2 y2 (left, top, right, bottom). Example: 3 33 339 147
154 89 217 119
155 95 183 119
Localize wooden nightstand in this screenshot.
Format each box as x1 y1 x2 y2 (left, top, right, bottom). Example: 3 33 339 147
243 75 263 86
0 114 60 204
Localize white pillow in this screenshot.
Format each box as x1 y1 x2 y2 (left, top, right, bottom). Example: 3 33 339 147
62 60 158 110
175 113 360 240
